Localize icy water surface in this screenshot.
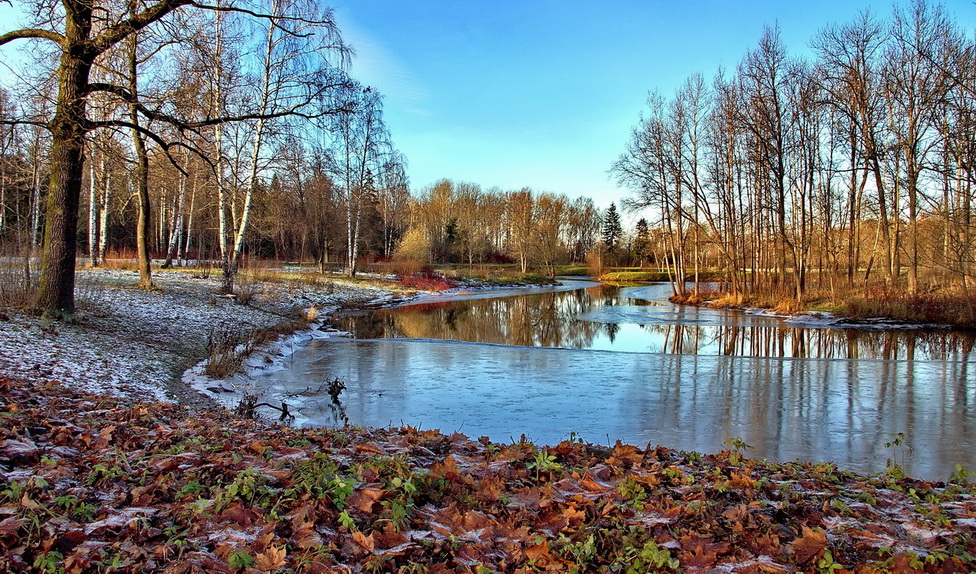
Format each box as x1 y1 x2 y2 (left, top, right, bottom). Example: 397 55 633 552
253 281 976 480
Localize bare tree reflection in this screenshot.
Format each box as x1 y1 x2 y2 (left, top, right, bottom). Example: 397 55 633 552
331 284 976 361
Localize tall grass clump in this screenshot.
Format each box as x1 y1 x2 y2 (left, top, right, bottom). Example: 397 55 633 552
99 247 139 271
0 254 36 309
840 284 976 327
204 326 254 378
398 267 458 291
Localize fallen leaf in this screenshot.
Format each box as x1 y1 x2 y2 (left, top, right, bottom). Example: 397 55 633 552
791 526 827 564
348 487 386 514
607 441 643 467
352 530 375 553
0 439 39 462
93 425 116 449
723 504 749 522
524 540 550 561
354 442 387 455
291 521 324 549
255 544 286 571
0 517 28 538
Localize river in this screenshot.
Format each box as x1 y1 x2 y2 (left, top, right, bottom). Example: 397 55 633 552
250 280 976 481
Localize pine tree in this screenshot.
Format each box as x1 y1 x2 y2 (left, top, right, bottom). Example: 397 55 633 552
634 218 651 266
602 203 622 251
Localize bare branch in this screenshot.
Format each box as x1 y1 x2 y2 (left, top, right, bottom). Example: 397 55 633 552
0 28 65 47
187 0 335 27
0 118 50 129
91 0 192 54
87 81 353 129
89 119 213 177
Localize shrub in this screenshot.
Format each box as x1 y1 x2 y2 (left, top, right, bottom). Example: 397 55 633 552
100 247 139 271
233 277 262 306
398 268 458 291
204 327 253 378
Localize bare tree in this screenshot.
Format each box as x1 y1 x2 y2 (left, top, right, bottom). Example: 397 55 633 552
0 0 347 317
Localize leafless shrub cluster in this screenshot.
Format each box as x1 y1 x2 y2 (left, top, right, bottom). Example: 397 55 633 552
204 326 254 379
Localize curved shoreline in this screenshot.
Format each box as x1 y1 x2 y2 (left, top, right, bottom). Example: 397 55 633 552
0 268 398 409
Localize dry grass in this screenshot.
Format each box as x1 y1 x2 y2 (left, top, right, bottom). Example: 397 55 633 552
205 313 313 378
0 261 36 309
232 272 263 306
837 284 976 327
697 278 976 327
387 258 424 277
250 316 310 347
204 326 254 378
99 247 140 271
237 261 337 290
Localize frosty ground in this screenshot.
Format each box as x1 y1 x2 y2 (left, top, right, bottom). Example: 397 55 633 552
0 268 396 408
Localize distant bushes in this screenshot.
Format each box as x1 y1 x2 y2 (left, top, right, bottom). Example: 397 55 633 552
398 268 458 291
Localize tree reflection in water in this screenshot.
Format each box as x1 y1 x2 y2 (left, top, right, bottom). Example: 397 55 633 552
333 283 976 361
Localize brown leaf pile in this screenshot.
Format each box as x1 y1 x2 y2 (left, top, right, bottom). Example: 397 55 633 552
0 375 974 573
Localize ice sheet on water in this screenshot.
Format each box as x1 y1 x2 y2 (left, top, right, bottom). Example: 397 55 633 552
245 337 976 481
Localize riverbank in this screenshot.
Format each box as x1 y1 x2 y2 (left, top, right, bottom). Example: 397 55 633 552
1 374 974 572
0 268 399 409
594 271 976 330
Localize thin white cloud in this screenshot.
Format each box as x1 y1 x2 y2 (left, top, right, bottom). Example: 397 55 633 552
337 12 429 112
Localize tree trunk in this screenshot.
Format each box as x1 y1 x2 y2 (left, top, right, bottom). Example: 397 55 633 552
182 172 196 264
29 145 43 248
128 15 153 289
162 161 187 268
34 11 94 318
98 168 111 263
87 146 100 266
0 137 7 239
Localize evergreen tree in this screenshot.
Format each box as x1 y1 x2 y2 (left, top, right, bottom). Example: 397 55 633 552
602 203 622 251
634 217 651 266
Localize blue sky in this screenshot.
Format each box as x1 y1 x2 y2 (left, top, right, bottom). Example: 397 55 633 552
328 0 976 208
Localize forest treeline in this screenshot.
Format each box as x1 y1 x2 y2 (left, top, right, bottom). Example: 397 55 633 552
4 0 976 321
612 0 976 315
395 180 606 276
